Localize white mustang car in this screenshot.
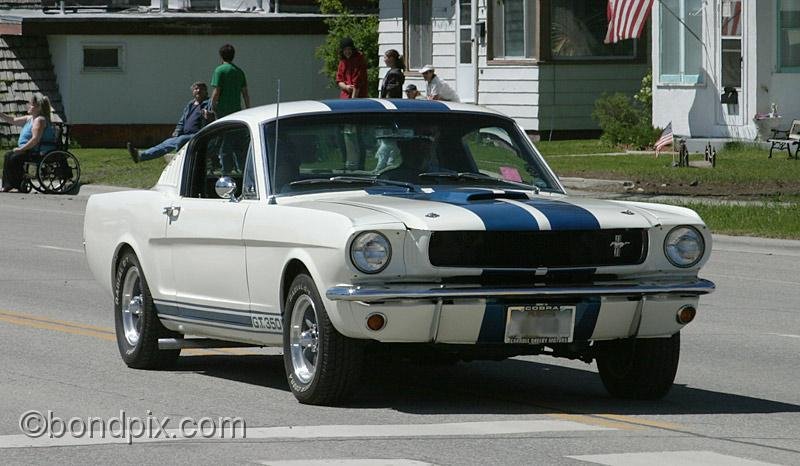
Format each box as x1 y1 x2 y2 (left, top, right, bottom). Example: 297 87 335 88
84 99 715 405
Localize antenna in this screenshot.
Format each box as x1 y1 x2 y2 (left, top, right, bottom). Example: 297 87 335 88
269 79 280 204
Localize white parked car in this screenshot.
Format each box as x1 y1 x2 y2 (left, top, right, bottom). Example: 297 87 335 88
84 99 715 405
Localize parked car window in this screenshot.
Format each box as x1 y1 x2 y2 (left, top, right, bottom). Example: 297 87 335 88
263 113 558 195
183 124 252 199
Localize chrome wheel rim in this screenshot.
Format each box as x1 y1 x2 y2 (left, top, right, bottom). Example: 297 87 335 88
121 266 144 347
289 294 319 385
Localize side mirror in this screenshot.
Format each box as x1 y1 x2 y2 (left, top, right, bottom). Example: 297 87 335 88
215 176 238 201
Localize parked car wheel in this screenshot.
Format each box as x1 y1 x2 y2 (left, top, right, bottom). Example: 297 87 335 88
283 274 363 405
114 251 180 369
596 332 680 400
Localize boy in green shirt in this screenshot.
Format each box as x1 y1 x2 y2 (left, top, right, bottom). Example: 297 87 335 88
210 44 250 118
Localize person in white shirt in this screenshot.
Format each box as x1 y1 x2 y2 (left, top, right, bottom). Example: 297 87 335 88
419 65 460 102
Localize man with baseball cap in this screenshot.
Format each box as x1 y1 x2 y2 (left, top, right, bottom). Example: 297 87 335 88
419 65 459 102
404 83 421 99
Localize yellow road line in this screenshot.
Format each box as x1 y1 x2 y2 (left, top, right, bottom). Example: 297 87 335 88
0 309 262 355
547 413 640 431
593 413 684 430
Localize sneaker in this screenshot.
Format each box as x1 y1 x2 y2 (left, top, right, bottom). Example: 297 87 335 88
127 142 139 164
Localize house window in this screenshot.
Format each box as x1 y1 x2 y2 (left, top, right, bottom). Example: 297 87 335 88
721 1 742 88
406 0 432 69
659 0 703 84
82 45 124 72
550 0 637 59
779 0 800 71
490 0 537 59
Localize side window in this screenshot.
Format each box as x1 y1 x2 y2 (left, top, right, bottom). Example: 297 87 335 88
183 125 252 199
242 145 258 200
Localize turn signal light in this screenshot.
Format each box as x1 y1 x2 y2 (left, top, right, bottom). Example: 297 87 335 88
366 313 386 331
676 306 697 325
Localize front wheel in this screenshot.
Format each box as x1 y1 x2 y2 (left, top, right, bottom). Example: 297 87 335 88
114 251 180 369
595 333 680 400
283 274 363 405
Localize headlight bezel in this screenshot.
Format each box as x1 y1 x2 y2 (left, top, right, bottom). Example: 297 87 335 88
349 231 392 274
663 225 705 268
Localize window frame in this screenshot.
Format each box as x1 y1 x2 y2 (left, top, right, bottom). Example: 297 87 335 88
657 0 704 86
180 121 257 200
403 0 433 72
488 0 540 62
544 0 645 63
777 0 800 73
81 43 125 73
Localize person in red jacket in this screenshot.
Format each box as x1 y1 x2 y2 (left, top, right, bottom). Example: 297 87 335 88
336 37 368 99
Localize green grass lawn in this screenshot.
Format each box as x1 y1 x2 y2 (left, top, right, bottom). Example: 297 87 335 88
543 143 800 200
534 139 616 156
670 202 800 240
76 149 167 188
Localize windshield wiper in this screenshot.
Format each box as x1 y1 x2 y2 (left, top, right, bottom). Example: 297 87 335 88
418 172 539 193
288 176 418 192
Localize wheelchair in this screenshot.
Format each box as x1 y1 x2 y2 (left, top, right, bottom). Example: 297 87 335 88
19 122 81 195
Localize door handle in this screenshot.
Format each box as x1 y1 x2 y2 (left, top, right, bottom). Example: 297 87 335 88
162 206 181 218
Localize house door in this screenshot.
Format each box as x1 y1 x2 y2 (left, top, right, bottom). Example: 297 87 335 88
716 0 745 128
456 0 477 103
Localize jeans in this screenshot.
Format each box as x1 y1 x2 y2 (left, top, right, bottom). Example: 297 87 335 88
140 134 193 162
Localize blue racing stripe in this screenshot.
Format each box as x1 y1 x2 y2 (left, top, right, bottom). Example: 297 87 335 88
390 99 450 111
321 99 387 112
460 201 539 231
477 301 506 343
524 198 600 230
573 298 601 341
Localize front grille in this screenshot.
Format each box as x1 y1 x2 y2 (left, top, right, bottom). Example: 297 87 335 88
429 229 648 269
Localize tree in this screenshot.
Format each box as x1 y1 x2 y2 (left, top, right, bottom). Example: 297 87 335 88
316 0 379 97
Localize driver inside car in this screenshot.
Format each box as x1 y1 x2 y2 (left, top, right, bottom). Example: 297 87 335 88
377 137 435 184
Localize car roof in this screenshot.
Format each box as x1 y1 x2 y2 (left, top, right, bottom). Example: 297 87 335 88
214 99 504 125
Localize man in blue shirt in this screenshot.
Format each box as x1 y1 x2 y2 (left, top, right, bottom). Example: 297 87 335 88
128 82 213 163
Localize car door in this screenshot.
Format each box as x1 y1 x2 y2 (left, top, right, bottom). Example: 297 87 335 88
165 123 254 337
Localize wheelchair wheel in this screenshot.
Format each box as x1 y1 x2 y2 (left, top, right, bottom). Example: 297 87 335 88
19 179 31 194
37 150 81 195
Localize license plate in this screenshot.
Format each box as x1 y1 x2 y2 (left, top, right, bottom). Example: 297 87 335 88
504 304 576 344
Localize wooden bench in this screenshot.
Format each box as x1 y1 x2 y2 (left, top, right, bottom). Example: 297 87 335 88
768 119 800 159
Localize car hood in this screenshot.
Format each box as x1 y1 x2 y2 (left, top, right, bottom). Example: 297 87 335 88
308 188 695 231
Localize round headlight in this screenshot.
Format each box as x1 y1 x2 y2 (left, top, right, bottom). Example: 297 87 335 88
664 226 704 268
350 231 392 274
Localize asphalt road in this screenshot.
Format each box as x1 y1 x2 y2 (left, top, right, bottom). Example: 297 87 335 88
0 191 798 465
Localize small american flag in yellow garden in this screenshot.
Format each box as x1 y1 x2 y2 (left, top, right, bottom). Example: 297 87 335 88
654 122 673 156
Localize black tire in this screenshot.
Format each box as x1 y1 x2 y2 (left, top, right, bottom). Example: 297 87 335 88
37 151 81 195
596 332 680 400
114 251 180 369
18 179 31 194
283 274 363 405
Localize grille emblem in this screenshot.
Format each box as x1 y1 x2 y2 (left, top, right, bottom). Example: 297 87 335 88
610 234 631 257
425 212 440 218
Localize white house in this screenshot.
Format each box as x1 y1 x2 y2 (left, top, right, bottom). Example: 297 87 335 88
378 0 650 138
0 0 338 147
652 0 800 140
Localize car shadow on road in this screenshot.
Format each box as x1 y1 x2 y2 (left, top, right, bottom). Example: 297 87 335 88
170 353 800 416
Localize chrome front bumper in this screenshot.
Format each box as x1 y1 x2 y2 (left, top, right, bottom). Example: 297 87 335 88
326 278 715 302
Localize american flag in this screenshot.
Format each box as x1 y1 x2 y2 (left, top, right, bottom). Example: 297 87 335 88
721 1 742 36
654 122 674 153
604 0 655 44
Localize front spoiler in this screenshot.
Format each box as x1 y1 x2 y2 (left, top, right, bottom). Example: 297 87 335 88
326 278 715 302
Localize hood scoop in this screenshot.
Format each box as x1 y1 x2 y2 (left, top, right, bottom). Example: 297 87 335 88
417 189 529 204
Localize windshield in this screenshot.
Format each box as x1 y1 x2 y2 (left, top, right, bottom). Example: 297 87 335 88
263 112 560 195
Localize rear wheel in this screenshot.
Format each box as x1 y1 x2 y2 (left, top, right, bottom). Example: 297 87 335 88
596 333 680 400
37 151 80 194
114 251 180 369
283 274 363 405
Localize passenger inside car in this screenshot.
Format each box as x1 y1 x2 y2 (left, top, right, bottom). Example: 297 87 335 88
378 137 435 184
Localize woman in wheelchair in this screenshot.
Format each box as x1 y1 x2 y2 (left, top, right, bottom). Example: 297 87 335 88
0 94 58 192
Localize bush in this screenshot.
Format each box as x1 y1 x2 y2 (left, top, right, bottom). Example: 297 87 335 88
315 0 379 97
592 72 661 150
